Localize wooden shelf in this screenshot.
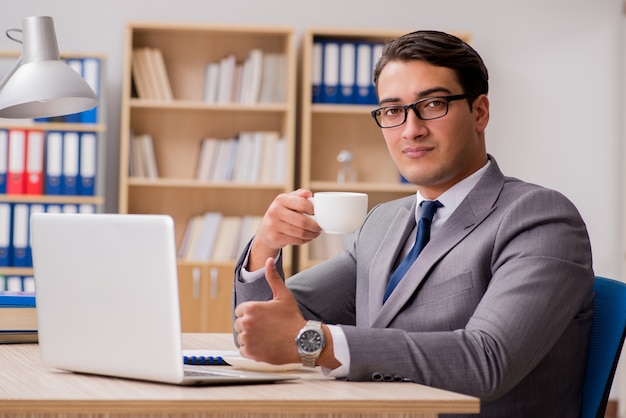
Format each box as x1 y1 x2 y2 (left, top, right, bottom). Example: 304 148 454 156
118 22 297 332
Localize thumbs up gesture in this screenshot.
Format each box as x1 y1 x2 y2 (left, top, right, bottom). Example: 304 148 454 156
234 257 306 365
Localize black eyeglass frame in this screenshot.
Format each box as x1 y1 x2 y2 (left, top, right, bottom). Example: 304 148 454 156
370 94 474 129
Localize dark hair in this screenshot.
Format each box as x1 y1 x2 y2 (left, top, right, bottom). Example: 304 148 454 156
373 30 489 97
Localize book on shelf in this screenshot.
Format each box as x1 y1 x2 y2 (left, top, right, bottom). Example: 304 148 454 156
189 212 223 262
131 47 173 101
3 128 94 197
211 216 242 262
259 53 285 103
6 128 26 194
202 50 285 105
129 132 158 179
313 38 383 105
194 131 284 185
178 213 262 262
62 57 101 123
0 291 37 344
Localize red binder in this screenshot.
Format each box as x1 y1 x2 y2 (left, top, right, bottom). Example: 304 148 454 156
6 129 26 195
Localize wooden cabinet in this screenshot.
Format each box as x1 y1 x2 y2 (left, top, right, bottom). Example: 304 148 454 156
297 29 471 271
0 52 106 285
118 23 296 331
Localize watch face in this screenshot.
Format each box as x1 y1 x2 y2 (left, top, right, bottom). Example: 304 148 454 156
297 329 323 353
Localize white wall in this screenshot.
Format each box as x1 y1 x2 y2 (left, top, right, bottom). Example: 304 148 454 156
1 0 623 410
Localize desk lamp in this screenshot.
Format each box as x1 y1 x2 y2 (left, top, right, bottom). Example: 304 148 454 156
0 15 97 119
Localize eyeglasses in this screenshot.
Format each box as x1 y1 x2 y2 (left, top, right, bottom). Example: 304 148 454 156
371 94 473 129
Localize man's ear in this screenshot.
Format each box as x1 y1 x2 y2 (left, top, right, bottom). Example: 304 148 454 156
473 94 490 132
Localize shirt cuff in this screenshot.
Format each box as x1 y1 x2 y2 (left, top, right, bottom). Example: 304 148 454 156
239 244 281 283
321 325 350 378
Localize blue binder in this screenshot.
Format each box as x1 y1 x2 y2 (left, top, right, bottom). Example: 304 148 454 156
10 203 30 267
0 129 7 194
311 40 324 103
61 131 80 196
44 131 63 195
78 132 97 196
0 203 11 267
80 58 100 123
321 41 340 103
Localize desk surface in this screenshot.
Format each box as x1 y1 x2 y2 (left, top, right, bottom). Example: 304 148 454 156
0 333 479 417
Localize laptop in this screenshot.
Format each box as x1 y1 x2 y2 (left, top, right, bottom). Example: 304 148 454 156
30 213 297 386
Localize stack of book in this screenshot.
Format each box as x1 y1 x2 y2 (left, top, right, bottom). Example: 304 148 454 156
131 47 174 101
203 49 285 105
195 131 285 184
178 213 262 262
128 132 159 179
0 291 37 343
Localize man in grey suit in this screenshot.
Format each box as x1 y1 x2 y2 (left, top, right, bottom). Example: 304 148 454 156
233 31 594 417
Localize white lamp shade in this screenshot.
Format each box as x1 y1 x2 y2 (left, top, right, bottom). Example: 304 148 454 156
0 16 98 119
0 60 98 118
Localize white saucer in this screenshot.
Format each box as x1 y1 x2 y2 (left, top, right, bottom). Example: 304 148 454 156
223 356 302 372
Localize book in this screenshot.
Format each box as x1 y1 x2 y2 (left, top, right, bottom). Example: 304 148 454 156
0 203 10 267
151 48 174 101
0 129 7 193
191 212 223 261
195 138 218 181
180 215 204 260
78 132 97 195
182 349 237 365
136 134 158 179
217 54 236 104
202 62 220 104
211 216 242 261
25 130 44 195
311 41 324 103
355 42 373 105
322 41 340 103
44 131 63 195
0 292 36 307
239 48 263 104
0 331 37 344
339 42 356 103
11 204 30 267
0 292 37 342
80 57 100 123
7 129 26 194
131 48 153 99
62 131 80 195
63 58 84 123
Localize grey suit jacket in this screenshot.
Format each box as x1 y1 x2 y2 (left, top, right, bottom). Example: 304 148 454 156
233 157 594 418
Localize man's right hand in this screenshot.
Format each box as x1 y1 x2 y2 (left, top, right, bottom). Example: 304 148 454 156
247 189 322 272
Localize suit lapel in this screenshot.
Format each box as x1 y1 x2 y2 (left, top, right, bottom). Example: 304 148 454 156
367 201 415 324
371 159 505 328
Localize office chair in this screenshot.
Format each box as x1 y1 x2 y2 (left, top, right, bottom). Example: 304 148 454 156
581 276 626 418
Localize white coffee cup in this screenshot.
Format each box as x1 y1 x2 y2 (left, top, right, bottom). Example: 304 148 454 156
307 192 368 234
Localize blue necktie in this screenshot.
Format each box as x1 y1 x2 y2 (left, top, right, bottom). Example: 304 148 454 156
383 200 442 303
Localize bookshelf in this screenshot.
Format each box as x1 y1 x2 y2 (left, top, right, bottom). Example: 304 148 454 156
297 28 471 271
0 51 106 286
118 22 296 332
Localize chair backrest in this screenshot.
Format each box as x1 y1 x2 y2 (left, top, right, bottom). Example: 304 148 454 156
581 276 626 418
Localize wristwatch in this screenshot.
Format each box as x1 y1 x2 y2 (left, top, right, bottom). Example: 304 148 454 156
295 320 325 367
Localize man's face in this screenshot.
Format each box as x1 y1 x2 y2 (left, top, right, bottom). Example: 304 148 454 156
376 60 489 199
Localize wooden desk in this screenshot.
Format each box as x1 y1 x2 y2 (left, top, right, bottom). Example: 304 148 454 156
0 333 479 417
